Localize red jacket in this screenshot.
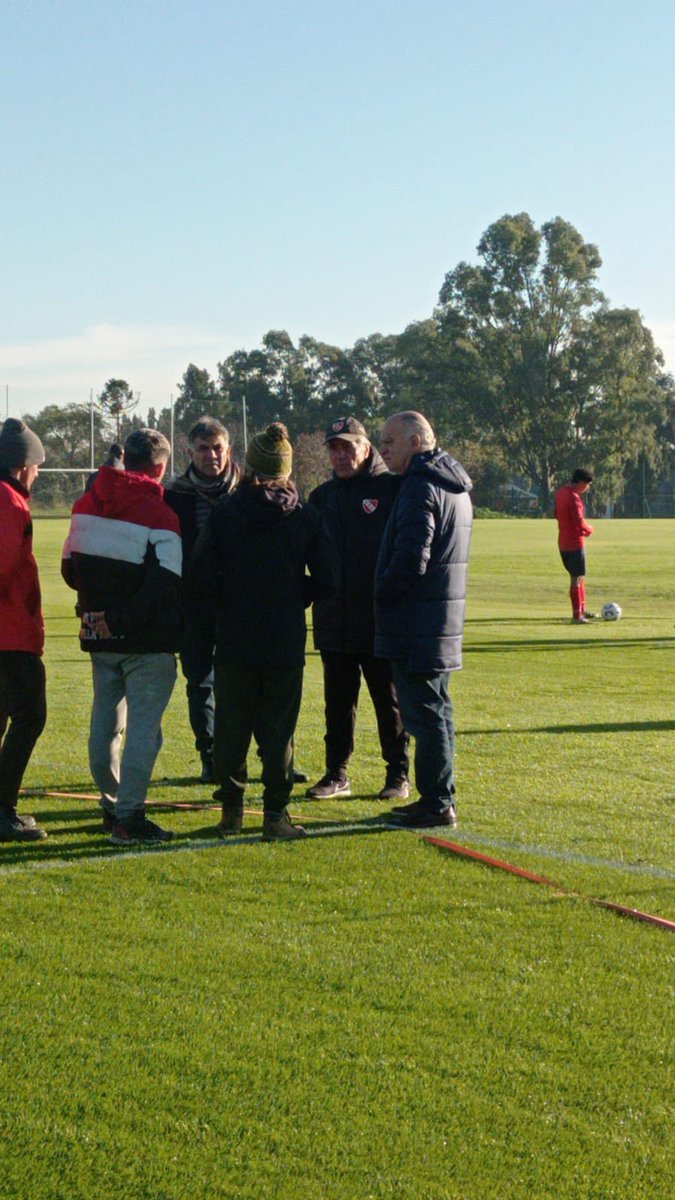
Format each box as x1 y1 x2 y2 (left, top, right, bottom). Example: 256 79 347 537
0 471 44 655
554 484 593 551
61 466 183 654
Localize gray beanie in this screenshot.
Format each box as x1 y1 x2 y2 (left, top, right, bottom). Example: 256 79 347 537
0 419 45 468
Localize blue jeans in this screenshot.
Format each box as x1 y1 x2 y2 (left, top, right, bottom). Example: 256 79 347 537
88 652 177 822
390 662 455 813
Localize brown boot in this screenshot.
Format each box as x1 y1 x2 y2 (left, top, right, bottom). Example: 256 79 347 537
216 805 243 837
262 808 307 842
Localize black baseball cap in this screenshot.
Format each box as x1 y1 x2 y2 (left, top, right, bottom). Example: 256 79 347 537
323 416 368 444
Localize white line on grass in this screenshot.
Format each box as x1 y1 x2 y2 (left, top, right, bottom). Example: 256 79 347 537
0 822 672 880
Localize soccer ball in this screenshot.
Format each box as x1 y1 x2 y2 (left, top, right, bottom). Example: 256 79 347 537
602 602 622 621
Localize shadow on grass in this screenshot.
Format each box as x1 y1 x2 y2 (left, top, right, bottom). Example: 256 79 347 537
0 815 392 871
461 719 674 736
465 635 674 654
149 776 204 788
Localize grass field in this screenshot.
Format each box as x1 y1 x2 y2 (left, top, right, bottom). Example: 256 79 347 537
1 518 673 1200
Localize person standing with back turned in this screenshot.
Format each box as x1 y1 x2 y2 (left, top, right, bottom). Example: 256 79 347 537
0 419 48 843
375 411 473 829
62 428 183 845
187 422 337 841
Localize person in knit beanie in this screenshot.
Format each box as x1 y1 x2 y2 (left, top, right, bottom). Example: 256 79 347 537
187 421 338 841
244 421 293 479
0 419 48 842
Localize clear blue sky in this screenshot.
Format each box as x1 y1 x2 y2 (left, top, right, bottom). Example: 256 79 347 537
2 0 674 417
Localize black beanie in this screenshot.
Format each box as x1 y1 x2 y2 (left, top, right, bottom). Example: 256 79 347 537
0 419 45 468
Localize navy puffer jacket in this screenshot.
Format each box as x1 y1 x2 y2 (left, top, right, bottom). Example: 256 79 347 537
374 450 473 672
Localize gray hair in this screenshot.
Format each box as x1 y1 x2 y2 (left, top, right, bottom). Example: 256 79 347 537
395 411 436 451
188 416 230 445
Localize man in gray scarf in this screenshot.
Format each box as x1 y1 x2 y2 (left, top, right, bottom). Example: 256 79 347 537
165 417 239 781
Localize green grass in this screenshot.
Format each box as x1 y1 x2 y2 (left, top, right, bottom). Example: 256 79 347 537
1 519 673 1199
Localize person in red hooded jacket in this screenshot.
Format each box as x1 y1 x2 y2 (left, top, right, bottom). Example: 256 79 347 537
554 468 596 624
62 428 183 845
0 419 48 842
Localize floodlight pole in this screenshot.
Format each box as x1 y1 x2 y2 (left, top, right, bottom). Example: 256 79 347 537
89 389 95 470
242 395 248 452
170 394 175 476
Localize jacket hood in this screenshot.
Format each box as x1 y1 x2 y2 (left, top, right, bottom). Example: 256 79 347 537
90 464 164 516
333 446 390 483
407 449 473 494
231 479 300 524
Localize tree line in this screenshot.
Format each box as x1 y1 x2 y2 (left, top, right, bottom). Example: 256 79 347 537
25 213 675 514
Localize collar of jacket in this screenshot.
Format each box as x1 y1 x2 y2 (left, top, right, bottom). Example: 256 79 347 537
0 467 29 498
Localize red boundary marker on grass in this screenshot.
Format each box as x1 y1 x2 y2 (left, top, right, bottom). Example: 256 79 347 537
423 835 675 933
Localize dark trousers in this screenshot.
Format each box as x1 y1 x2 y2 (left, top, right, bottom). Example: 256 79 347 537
321 650 409 779
0 652 47 811
213 662 303 814
179 638 215 759
390 661 455 813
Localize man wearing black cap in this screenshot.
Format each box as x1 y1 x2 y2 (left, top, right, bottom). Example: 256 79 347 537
0 419 48 842
305 416 409 800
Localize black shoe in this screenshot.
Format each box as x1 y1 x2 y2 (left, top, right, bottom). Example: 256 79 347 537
216 806 244 836
101 809 116 833
0 808 48 842
387 801 457 829
292 766 309 784
305 775 351 799
390 798 420 815
110 816 173 845
378 778 410 802
200 758 214 784
262 809 307 841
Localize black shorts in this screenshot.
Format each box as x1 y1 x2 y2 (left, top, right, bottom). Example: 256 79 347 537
560 548 586 577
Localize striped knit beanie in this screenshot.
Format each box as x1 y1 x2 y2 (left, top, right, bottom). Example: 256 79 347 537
245 422 293 479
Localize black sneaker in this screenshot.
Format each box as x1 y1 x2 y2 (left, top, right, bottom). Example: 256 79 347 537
110 816 173 845
305 775 351 799
378 778 410 801
386 801 457 829
292 766 309 784
0 808 48 841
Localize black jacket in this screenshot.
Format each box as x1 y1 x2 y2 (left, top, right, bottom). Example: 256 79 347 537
164 463 239 566
374 450 473 672
308 448 399 654
187 481 338 670
61 466 183 654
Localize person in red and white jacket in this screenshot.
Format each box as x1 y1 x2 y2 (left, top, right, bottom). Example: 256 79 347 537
0 419 49 842
554 468 596 624
62 428 182 845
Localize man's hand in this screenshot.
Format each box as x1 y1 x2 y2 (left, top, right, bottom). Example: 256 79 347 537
81 611 113 640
